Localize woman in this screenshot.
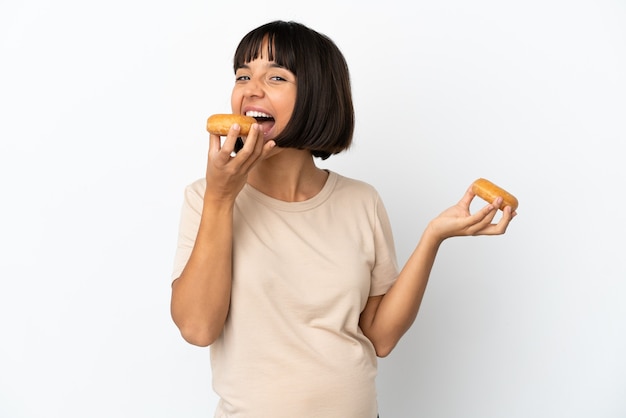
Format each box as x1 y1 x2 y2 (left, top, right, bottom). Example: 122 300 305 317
170 20 515 418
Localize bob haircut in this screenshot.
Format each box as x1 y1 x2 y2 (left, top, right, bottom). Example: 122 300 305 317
233 21 354 160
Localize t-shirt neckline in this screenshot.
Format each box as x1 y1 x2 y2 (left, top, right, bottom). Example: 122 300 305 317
242 170 338 212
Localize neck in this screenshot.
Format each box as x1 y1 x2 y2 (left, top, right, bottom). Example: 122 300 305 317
247 150 328 202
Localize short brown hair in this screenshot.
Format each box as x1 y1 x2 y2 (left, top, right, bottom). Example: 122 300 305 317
234 21 354 160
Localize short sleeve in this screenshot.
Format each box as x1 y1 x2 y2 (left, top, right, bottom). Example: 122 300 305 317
171 179 206 282
369 195 399 296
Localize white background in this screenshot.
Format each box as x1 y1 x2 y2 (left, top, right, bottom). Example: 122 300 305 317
1 0 625 417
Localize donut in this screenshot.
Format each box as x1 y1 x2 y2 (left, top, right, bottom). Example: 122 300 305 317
471 178 519 211
206 114 257 136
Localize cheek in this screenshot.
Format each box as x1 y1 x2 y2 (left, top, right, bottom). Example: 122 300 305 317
279 98 296 122
230 87 243 112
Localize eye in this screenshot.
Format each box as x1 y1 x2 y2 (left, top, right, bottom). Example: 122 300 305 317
270 75 287 82
236 75 250 82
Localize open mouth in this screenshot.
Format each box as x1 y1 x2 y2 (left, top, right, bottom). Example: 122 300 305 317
246 111 275 134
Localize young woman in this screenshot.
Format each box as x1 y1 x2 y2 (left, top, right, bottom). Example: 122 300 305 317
170 20 515 418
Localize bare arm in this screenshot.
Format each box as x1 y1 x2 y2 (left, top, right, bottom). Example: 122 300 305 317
360 187 516 357
170 124 275 346
170 198 235 347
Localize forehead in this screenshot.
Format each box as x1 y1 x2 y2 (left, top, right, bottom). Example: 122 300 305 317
234 33 295 72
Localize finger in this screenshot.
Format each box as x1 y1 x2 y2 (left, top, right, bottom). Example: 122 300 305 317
260 139 277 157
238 123 262 155
486 206 513 235
457 185 476 209
477 203 515 235
216 124 243 163
498 205 515 228
251 124 265 155
208 132 222 154
208 131 233 168
234 124 265 171
478 196 501 221
463 198 500 235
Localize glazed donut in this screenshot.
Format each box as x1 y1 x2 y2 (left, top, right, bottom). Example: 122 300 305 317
206 114 257 136
471 178 519 211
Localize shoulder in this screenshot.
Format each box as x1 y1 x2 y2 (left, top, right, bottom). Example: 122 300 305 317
331 171 381 199
180 178 206 209
184 178 206 195
328 172 385 214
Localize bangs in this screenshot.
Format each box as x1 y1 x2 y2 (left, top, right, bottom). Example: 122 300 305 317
233 22 297 73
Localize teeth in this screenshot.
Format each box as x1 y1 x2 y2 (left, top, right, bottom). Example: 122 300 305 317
245 111 272 118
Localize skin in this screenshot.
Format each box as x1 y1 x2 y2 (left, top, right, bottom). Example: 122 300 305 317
170 53 516 353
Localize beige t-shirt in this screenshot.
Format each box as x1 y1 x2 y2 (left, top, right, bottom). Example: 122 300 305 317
172 171 399 418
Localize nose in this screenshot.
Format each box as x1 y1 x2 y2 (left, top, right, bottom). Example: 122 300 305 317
243 77 265 98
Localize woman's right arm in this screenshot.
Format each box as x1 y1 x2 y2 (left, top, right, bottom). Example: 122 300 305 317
170 196 236 347
170 123 274 346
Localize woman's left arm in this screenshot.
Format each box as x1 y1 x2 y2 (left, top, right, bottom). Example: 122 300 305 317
359 187 516 357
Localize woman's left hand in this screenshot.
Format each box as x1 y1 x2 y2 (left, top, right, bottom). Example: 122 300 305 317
427 184 517 241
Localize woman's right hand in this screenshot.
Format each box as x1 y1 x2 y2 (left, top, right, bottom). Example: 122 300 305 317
204 122 276 202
